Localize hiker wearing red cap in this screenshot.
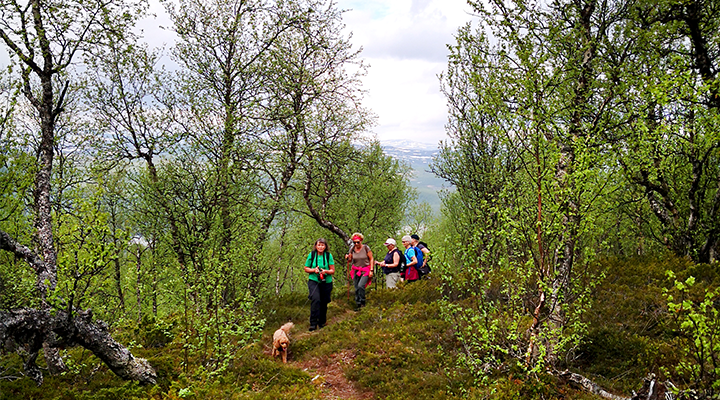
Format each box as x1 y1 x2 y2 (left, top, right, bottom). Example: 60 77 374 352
345 232 373 311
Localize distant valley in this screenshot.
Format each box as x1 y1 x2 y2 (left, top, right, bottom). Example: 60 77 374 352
380 140 451 214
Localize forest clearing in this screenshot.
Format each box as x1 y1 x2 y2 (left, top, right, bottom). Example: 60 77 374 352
2 258 714 400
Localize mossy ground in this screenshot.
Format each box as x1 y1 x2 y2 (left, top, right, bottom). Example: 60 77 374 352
2 257 709 399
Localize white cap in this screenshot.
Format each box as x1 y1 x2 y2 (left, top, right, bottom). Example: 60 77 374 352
384 238 396 246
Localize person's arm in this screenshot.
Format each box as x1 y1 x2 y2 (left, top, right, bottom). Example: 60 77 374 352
325 254 336 275
421 248 430 267
391 251 400 268
407 249 417 267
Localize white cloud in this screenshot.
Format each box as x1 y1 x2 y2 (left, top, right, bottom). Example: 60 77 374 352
338 0 476 144
340 0 470 63
363 58 447 144
136 1 177 50
0 0 477 146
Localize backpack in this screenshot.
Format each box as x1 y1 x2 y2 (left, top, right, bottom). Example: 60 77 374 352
417 241 431 276
404 247 421 281
413 246 424 273
310 250 330 268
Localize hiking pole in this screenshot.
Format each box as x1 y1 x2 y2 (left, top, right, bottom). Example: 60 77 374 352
346 256 351 303
373 262 378 292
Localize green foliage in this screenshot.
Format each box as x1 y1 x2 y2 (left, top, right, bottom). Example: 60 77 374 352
301 140 415 246
7 269 695 399
177 255 266 373
666 266 720 397
576 256 691 393
0 81 36 308
55 190 125 315
0 259 35 309
430 0 720 380
135 315 176 348
4 0 720 398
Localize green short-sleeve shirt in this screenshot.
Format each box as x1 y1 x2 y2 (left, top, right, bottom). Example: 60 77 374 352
305 251 335 283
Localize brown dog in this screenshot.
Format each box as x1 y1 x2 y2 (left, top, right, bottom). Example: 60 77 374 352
272 322 294 363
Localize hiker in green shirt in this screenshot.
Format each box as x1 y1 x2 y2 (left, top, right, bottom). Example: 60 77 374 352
304 238 335 331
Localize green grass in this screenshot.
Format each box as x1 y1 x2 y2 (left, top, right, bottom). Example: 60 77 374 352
2 259 714 399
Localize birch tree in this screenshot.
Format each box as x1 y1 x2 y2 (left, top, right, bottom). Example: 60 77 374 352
435 0 627 372
608 0 720 263
0 0 155 385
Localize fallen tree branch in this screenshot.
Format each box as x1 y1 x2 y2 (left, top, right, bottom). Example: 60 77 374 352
1 308 156 386
556 370 631 400
555 370 680 400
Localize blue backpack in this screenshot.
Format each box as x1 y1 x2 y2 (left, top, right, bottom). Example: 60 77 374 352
413 246 424 272
416 242 431 276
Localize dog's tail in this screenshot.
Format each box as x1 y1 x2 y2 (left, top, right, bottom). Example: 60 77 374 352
280 322 294 333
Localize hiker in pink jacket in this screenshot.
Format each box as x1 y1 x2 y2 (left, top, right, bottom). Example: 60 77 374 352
345 232 374 311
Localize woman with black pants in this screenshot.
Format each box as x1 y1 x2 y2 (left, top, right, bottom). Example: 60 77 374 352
304 238 335 331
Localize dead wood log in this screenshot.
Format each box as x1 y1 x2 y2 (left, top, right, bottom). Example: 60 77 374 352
0 308 156 386
630 374 676 400
557 370 631 400
42 340 67 375
556 370 681 400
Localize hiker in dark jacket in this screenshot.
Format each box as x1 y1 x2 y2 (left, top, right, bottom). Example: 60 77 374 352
411 234 431 277
376 238 402 288
304 238 335 331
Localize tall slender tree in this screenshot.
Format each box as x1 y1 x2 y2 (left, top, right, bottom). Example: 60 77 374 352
435 0 628 371
0 0 156 385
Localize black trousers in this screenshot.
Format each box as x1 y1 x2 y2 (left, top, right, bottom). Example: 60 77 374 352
308 279 333 327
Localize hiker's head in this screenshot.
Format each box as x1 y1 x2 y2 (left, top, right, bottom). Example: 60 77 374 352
401 235 412 248
410 234 420 245
351 233 364 247
384 238 396 250
314 238 328 253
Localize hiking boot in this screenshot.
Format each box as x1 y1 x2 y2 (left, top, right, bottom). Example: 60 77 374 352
309 325 317 331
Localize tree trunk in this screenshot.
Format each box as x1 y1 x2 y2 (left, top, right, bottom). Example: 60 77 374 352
42 340 67 375
546 0 596 364
1 309 157 385
557 370 630 400
302 167 350 244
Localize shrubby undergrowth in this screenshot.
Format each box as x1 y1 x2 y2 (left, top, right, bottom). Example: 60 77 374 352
5 257 718 399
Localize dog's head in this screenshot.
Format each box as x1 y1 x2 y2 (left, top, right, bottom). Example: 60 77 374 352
278 338 289 350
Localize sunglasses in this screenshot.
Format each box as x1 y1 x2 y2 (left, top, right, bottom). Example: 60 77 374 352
353 241 361 244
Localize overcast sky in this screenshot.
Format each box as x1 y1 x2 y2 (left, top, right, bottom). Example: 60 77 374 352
335 0 477 145
1 0 477 146
135 0 478 146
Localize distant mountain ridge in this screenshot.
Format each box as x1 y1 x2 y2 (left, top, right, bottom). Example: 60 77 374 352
380 140 449 213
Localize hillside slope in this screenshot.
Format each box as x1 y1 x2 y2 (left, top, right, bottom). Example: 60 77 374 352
2 257 703 399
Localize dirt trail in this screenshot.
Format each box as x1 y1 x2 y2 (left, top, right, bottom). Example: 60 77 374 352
295 350 373 400
287 310 374 399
